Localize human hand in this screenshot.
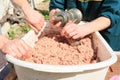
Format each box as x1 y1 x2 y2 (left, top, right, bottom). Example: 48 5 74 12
11 0 44 33
61 21 92 39
25 8 45 33
49 9 62 29
1 39 32 59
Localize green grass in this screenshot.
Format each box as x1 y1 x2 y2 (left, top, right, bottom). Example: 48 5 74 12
42 0 49 2
8 25 31 39
39 10 49 20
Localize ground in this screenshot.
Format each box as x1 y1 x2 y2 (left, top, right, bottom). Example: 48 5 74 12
35 0 50 11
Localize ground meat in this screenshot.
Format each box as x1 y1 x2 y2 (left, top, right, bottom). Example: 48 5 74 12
21 32 99 65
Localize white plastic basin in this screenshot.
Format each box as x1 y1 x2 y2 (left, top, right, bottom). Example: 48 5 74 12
6 22 117 80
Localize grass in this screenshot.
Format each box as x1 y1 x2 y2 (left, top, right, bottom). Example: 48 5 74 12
42 0 49 2
8 25 31 39
39 10 49 20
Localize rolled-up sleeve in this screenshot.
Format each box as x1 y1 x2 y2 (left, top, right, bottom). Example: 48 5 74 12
98 0 120 29
49 0 65 11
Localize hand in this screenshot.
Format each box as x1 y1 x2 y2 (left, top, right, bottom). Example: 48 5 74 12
11 0 44 33
49 9 62 29
1 39 32 59
61 21 92 39
25 8 45 33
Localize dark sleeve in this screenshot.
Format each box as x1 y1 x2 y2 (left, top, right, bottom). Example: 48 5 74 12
98 0 120 29
49 0 65 11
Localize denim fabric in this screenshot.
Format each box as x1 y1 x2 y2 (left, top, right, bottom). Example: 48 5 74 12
0 64 12 80
0 25 12 80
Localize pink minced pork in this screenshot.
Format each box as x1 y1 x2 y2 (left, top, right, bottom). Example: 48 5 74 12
21 32 99 65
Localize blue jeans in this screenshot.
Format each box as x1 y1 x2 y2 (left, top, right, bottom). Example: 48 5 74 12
0 63 12 80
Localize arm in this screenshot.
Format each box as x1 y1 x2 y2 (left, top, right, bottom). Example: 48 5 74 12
11 0 45 33
62 0 120 39
61 16 111 39
11 0 31 11
95 0 120 36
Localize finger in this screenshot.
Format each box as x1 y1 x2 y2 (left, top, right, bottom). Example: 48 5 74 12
51 17 55 22
19 40 32 55
65 26 75 35
55 21 62 27
61 24 71 36
12 49 22 58
50 10 56 19
61 28 66 36
21 50 32 60
16 43 26 56
55 9 61 12
49 17 55 26
9 45 22 58
10 40 26 58
61 26 68 36
1 44 18 57
65 32 70 38
69 31 77 37
63 21 73 31
20 40 32 50
72 33 83 39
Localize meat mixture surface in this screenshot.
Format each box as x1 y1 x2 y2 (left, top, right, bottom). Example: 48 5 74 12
21 32 99 65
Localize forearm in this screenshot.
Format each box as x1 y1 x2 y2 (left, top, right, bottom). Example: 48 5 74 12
0 35 8 50
11 0 33 15
84 16 111 33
